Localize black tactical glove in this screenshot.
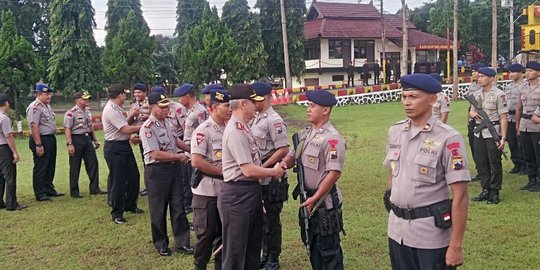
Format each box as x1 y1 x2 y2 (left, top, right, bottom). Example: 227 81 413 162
383 189 392 212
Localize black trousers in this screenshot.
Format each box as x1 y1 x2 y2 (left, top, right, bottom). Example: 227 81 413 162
307 210 344 270
218 181 263 270
193 194 222 269
0 145 17 208
261 185 284 257
183 162 193 209
467 120 476 158
69 135 100 195
506 122 523 168
29 135 57 198
104 140 140 219
374 74 380 85
389 238 456 270
474 136 503 190
145 162 190 250
520 131 540 177
348 75 355 87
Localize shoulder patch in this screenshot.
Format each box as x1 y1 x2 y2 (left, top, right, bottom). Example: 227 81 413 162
236 122 244 130
66 112 73 118
196 132 205 145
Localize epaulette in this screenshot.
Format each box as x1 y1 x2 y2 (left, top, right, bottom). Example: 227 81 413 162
33 102 43 107
392 119 409 126
70 106 78 112
143 119 152 128
437 121 460 136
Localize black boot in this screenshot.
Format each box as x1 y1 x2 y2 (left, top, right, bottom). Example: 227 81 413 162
195 263 207 270
262 255 280 270
260 253 268 270
529 180 540 192
472 189 490 202
520 176 537 190
507 166 520 174
487 190 500 204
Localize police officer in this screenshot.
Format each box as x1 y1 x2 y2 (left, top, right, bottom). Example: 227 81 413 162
250 82 290 270
202 84 225 111
27 83 63 201
64 91 105 198
219 84 284 270
430 73 450 123
127 83 150 196
281 90 346 270
139 92 191 256
191 89 231 270
470 67 508 204
505 64 525 174
517 61 540 191
528 103 540 191
384 74 470 269
467 63 485 179
102 84 144 224
0 94 27 211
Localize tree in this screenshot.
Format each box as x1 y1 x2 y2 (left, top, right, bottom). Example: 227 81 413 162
222 0 267 82
104 0 143 46
180 6 240 87
256 0 306 78
48 0 103 96
0 9 44 120
103 9 156 84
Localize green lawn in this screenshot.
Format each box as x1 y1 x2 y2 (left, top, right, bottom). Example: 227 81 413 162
0 100 538 269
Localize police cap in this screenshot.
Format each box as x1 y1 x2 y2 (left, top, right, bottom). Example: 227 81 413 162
507 63 524 73
429 73 443 83
72 91 92 100
133 83 147 92
173 83 194 97
471 63 486 71
251 82 273 97
477 67 496 77
526 61 540 71
202 84 224 94
400 74 442 93
108 84 130 97
210 89 230 103
36 83 53 93
306 90 337 107
229 84 265 101
148 92 171 107
151 86 167 95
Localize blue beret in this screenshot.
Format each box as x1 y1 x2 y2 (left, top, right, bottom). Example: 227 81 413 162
400 74 442 93
507 63 524 73
133 83 147 92
477 67 496 77
526 61 540 71
35 83 53 93
429 73 443 83
306 90 337 107
173 83 194 97
251 82 273 97
471 63 486 71
151 86 167 95
210 89 230 103
202 84 224 94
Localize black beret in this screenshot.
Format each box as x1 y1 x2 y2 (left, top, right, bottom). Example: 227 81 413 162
229 84 265 101
151 86 167 95
148 92 170 107
133 83 147 92
72 91 91 100
507 63 524 73
173 83 194 97
306 90 337 107
400 74 442 93
526 61 540 71
108 84 130 97
0 93 8 105
429 73 443 83
251 82 273 96
35 83 53 93
477 67 496 77
210 89 230 103
202 84 224 94
471 63 486 71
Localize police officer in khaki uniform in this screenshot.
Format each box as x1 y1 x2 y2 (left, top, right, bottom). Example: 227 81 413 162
528 104 540 191
281 90 346 270
518 61 540 191
467 64 485 179
202 84 225 111
191 89 231 270
102 84 143 224
384 74 470 269
250 82 289 270
505 64 525 174
429 73 450 123
64 91 105 198
139 92 191 256
27 83 63 201
0 94 27 211
127 83 150 196
470 67 508 204
219 84 284 270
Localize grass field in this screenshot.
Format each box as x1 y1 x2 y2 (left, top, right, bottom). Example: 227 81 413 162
1 100 539 269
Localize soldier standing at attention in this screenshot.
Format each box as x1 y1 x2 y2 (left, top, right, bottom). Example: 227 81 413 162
516 61 540 191
127 83 150 196
383 74 470 269
0 94 27 211
102 84 144 224
281 90 346 270
63 91 105 198
250 82 290 270
505 64 525 174
430 73 450 123
190 89 231 270
27 83 63 201
219 84 284 270
140 92 191 256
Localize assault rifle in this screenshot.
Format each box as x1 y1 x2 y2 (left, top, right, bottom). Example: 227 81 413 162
465 94 508 160
292 133 311 255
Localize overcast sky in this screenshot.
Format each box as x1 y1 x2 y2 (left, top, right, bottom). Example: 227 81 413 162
91 0 429 46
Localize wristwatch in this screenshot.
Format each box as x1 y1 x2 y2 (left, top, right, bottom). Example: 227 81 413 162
66 143 73 146
35 144 43 147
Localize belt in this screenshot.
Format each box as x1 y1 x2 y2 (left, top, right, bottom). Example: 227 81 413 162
0 144 8 147
508 110 516 115
146 161 178 166
226 180 259 186
105 140 129 143
390 202 433 220
72 133 90 136
40 134 55 137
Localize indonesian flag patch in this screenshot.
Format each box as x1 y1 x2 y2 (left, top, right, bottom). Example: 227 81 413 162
443 212 451 221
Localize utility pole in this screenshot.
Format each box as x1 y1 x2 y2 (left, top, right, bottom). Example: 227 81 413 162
446 0 451 80
401 0 408 77
509 0 514 61
452 0 458 100
280 0 292 89
492 0 498 69
381 0 386 83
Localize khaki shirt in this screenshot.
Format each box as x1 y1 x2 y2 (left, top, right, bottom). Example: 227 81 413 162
167 102 187 139
129 99 150 125
432 93 450 120
190 116 225 197
184 102 209 145
0 109 12 145
26 99 56 135
518 80 540 132
102 100 130 141
251 107 290 185
383 117 471 249
140 114 178 165
470 86 508 138
295 121 345 209
63 105 92 134
222 115 261 182
504 80 523 123
468 81 481 95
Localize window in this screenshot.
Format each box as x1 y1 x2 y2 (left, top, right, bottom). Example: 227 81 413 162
416 50 437 63
304 40 320 60
329 39 349 59
332 75 344 81
354 40 375 59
